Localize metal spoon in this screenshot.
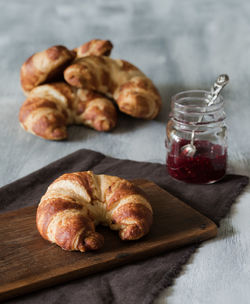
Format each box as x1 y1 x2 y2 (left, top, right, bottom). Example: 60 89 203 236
181 74 229 157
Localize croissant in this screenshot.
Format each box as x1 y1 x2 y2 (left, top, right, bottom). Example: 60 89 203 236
36 171 153 252
64 56 162 119
19 82 117 140
74 39 113 58
20 45 75 94
20 40 113 94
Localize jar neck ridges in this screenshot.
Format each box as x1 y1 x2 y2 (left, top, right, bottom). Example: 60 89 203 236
170 90 226 129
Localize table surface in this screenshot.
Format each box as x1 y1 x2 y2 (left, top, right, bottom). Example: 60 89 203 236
0 0 249 303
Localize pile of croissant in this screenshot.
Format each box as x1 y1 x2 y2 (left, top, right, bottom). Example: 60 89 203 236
19 39 162 140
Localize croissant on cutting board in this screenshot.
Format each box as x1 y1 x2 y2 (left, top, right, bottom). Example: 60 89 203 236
19 39 162 140
36 171 153 252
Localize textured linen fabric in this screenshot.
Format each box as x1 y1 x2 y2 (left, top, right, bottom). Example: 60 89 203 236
1 149 248 304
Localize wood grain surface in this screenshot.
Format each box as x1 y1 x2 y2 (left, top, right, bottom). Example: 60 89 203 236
0 179 217 302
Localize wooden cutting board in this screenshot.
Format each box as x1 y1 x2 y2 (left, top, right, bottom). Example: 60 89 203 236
0 180 217 301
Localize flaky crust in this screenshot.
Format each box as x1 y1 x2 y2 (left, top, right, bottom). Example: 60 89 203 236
20 40 113 95
20 45 75 94
36 171 153 252
74 39 113 58
64 56 162 119
19 82 117 140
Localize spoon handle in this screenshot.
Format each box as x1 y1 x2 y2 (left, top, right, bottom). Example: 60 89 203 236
190 74 229 147
208 74 229 105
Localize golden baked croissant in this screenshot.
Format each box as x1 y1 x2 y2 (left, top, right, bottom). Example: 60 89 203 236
64 56 162 119
20 45 75 94
19 82 117 140
74 39 113 58
20 40 113 94
36 171 153 252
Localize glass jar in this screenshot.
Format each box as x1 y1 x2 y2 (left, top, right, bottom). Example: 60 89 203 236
166 90 227 184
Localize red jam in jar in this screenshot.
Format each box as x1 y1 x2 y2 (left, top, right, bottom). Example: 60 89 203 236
166 90 227 184
167 139 227 184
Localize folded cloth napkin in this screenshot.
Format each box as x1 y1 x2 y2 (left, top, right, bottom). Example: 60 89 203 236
1 149 248 304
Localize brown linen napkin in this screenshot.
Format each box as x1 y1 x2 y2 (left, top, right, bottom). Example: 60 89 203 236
1 149 248 304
